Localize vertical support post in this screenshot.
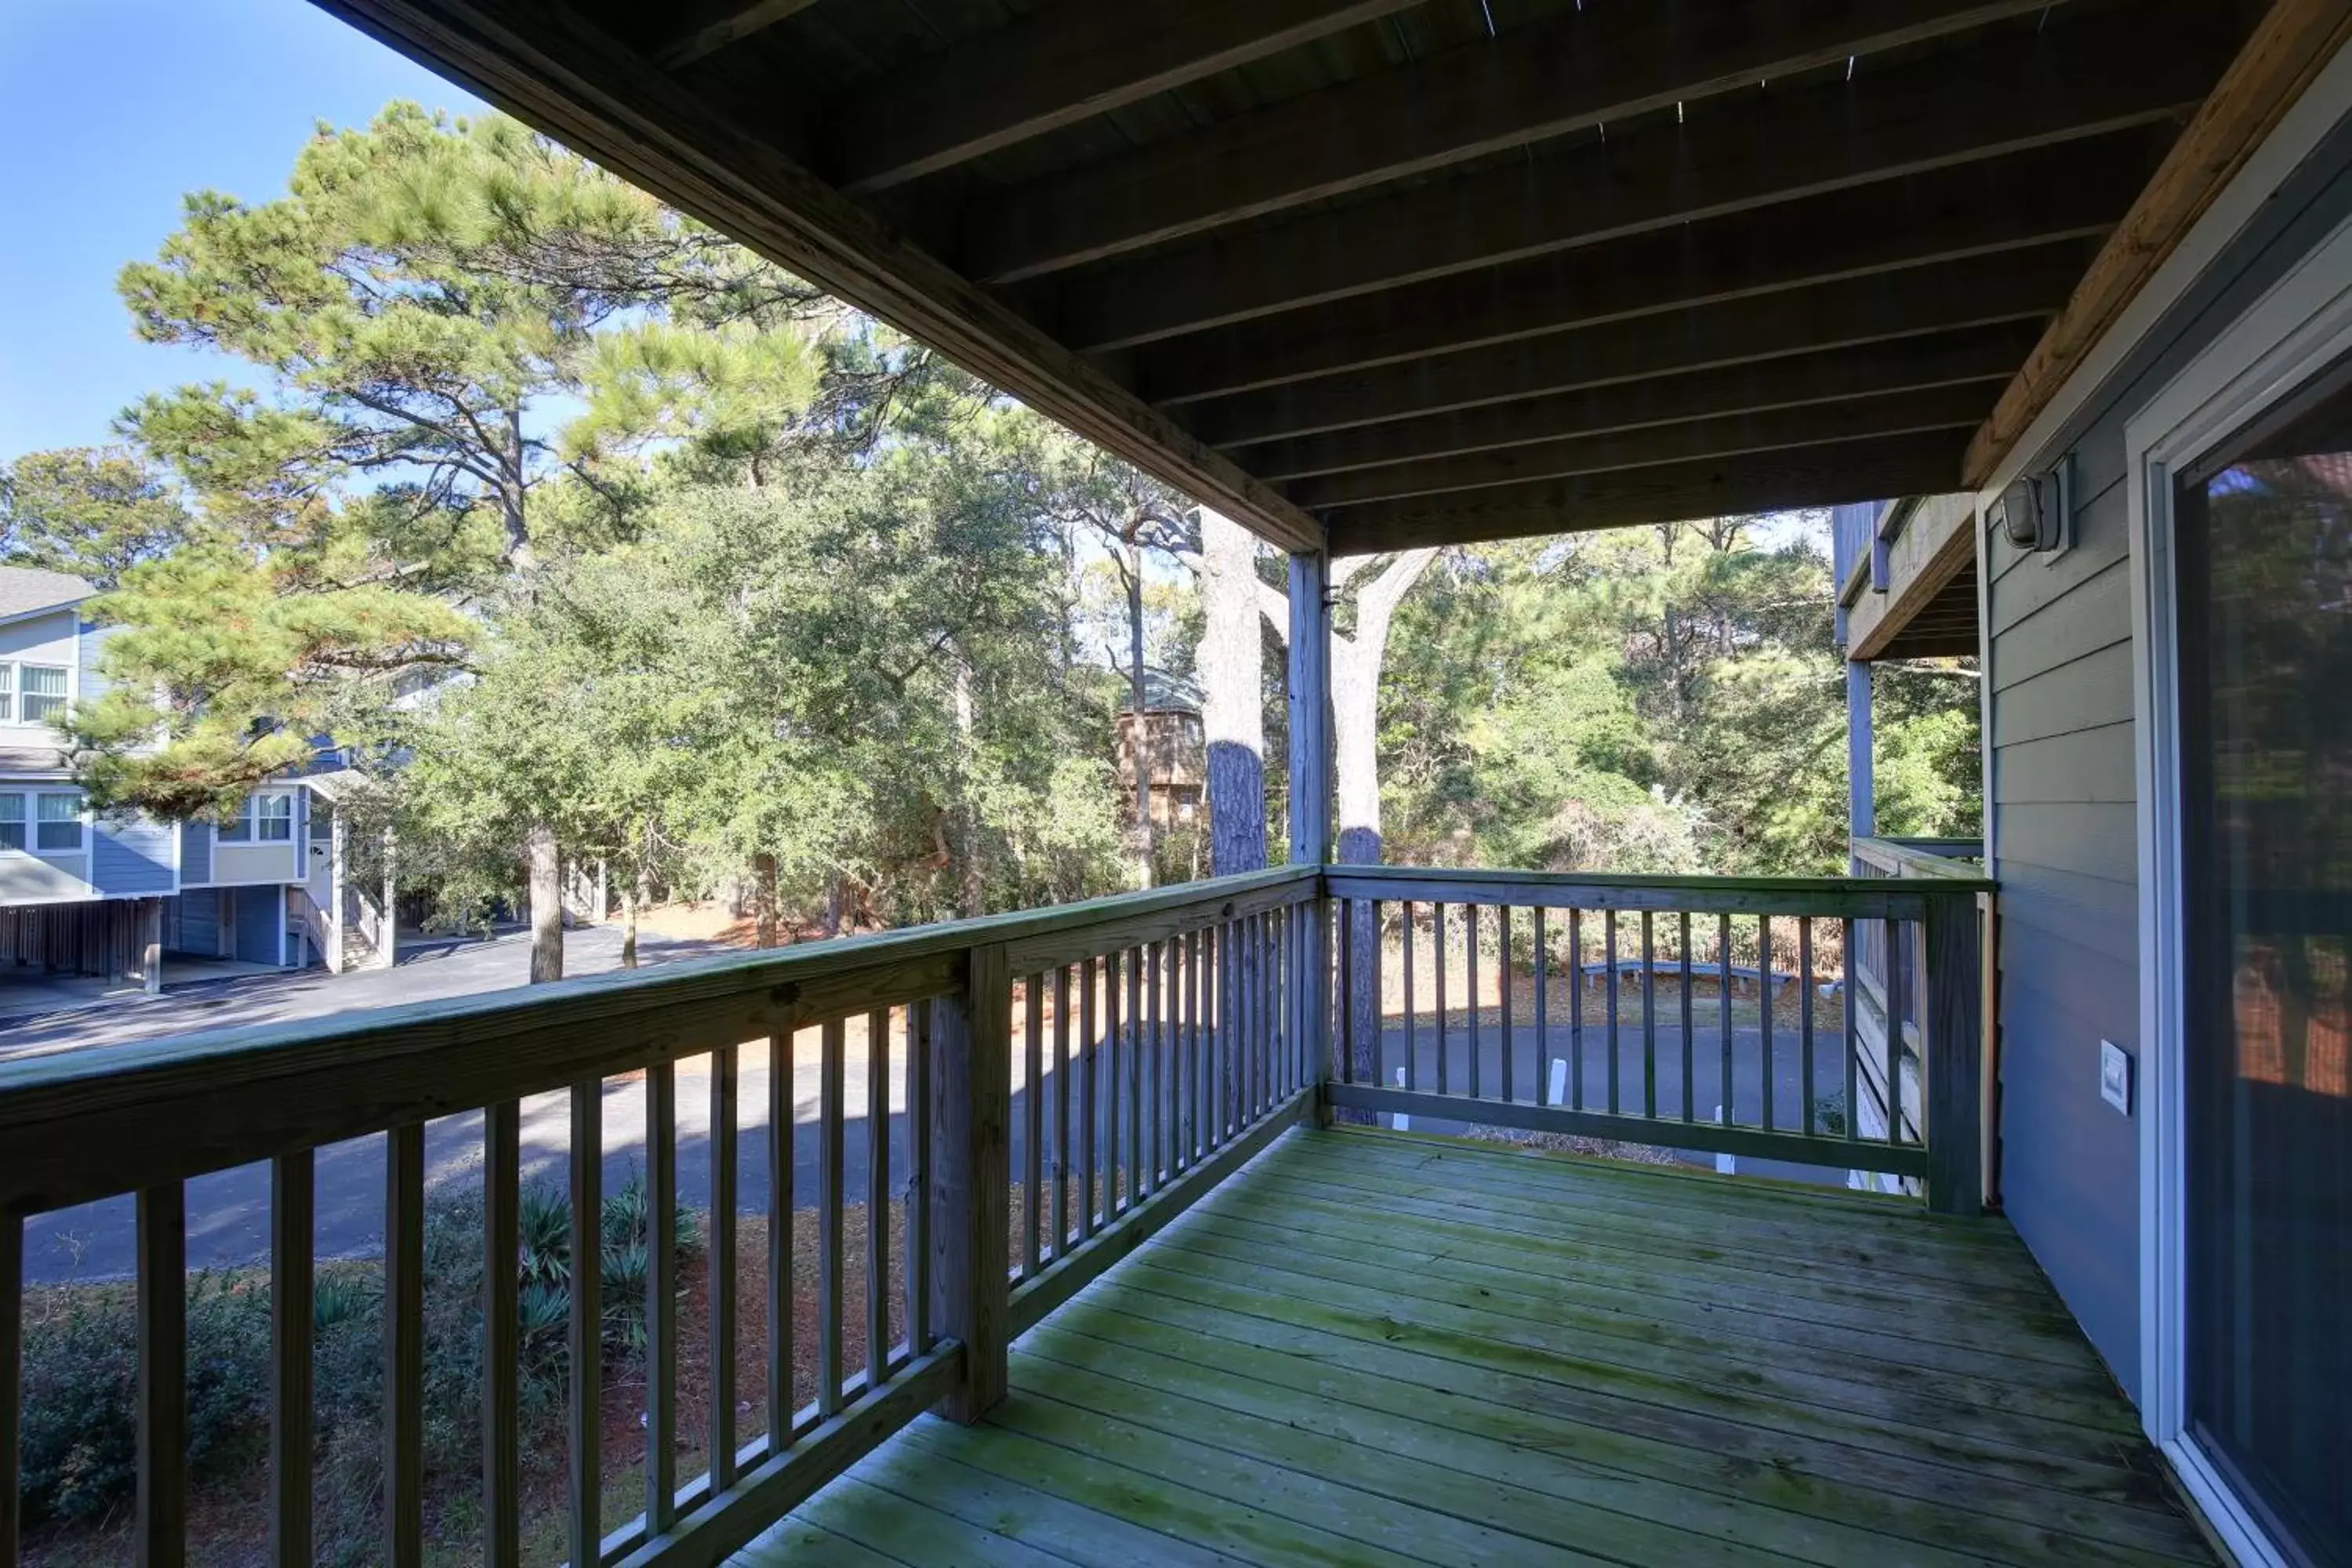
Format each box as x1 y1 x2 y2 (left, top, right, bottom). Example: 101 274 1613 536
1288 547 1334 1110
141 898 164 994
1846 659 1875 858
932 942 1011 1422
1922 891 1986 1216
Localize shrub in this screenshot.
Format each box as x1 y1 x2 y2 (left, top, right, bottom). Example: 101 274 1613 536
18 1174 701 1554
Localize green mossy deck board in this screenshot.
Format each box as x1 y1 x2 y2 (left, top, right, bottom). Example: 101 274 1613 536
738 1128 2212 1568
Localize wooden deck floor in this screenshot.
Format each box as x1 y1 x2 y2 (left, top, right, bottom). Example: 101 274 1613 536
734 1127 2214 1567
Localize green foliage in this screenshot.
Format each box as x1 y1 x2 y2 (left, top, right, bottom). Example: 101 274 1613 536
0 446 191 589
1379 520 1980 877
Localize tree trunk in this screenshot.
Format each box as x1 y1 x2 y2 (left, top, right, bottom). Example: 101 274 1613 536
619 884 639 969
823 869 844 938
526 822 562 984
1125 538 1155 887
752 851 781 949
952 642 985 919
1197 510 1269 877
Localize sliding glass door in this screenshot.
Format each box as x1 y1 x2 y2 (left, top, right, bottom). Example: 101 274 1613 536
2174 352 2352 1567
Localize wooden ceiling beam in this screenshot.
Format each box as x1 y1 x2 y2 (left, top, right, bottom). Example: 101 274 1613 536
1192 242 2093 448
1254 324 2040 487
1288 385 1992 510
826 0 1423 194
1963 0 2352 486
1139 136 2156 406
1058 6 2219 353
652 0 822 71
1322 432 1962 552
963 0 2065 285
315 0 1326 554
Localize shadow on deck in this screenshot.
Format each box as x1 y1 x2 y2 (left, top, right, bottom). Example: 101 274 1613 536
735 1127 2212 1567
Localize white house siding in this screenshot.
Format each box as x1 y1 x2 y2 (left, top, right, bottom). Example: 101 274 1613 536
1983 110 2352 1403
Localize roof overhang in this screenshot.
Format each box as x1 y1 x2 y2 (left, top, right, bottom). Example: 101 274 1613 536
315 0 2327 554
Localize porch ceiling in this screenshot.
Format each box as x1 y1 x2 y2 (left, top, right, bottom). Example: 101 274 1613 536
319 0 2286 553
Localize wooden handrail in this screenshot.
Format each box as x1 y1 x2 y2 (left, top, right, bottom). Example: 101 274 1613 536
1850 835 1988 882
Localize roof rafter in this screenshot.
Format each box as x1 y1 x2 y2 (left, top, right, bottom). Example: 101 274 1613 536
826 0 1425 194
1322 431 1961 553
1138 135 2158 405
1290 383 1994 510
652 0 822 71
1054 4 2220 353
1252 323 2042 486
964 0 2067 285
1192 242 2096 449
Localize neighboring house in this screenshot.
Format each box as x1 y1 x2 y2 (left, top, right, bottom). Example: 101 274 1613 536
1114 667 1206 831
0 566 393 992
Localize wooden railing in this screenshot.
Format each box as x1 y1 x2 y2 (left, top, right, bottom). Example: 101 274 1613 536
1321 866 1991 1212
0 866 1317 1568
0 860 1989 1566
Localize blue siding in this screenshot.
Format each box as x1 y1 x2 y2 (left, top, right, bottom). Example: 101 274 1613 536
231 885 282 966
76 619 109 701
92 815 175 895
180 821 212 885
167 890 221 957
1984 108 2352 1402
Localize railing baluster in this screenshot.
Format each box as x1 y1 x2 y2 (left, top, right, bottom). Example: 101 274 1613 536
906 1003 931 1352
818 1020 845 1416
1842 917 1860 1148
1339 898 1356 1087
1054 965 1072 1247
1534 907 1549 1107
0 1212 19 1567
1679 913 1695 1125
1148 940 1164 1189
1126 944 1144 1208
1569 908 1584 1110
1801 919 1818 1138
481 1108 520 1567
1641 909 1657 1120
866 1007 890 1386
271 1150 315 1567
1499 906 1513 1104
1105 948 1124 1215
765 1031 793 1444
645 1062 677 1533
137 1183 186 1566
1081 955 1099 1235
1434 902 1449 1095
1367 901 1385 1094
934 942 1011 1422
1401 902 1416 1094
1188 928 1204 1160
1022 978 1043 1276
1467 905 1481 1099
568 1081 601 1565
1604 909 1621 1114
709 1046 739 1491
1759 915 1777 1134
1886 916 1905 1147
387 1123 425 1567
1718 914 1734 1127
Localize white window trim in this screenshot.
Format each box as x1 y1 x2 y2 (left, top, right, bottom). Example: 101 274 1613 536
2124 202 2352 1568
0 789 24 853
0 659 72 728
32 790 85 854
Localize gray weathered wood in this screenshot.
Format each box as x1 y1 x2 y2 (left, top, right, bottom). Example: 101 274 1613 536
647 1062 679 1530
1023 979 1044 1276
818 1020 845 1418
568 1079 603 1566
385 1121 426 1567
767 1030 794 1443
933 944 1011 1422
708 1047 739 1491
270 1150 314 1567
906 1005 931 1355
1324 867 1956 917
0 1214 17 1566
1923 894 1987 1216
136 1183 186 1566
481 1105 520 1565
866 1008 891 1384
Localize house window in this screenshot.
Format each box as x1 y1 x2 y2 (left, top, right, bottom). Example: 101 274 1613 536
20 665 67 724
0 664 69 724
34 793 82 852
219 793 292 844
0 794 21 851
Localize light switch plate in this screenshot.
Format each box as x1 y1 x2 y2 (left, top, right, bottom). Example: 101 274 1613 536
2100 1040 2133 1115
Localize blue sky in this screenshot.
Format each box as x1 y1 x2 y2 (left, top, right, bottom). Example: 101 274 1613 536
0 0 484 464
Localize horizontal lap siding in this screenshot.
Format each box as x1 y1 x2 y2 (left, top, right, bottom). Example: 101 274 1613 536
93 816 175 896
1983 112 2352 1403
